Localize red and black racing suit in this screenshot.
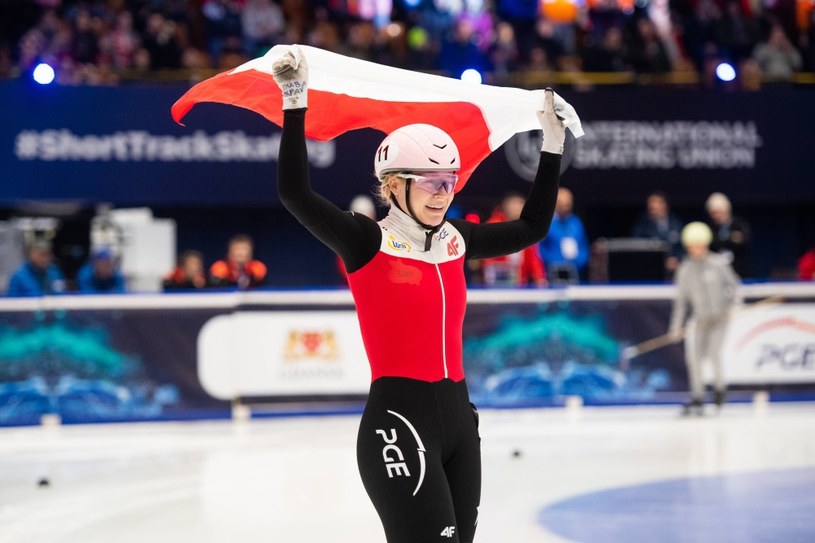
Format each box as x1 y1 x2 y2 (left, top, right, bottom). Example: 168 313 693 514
278 109 561 543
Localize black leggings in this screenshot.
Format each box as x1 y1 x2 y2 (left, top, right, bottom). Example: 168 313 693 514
357 377 481 543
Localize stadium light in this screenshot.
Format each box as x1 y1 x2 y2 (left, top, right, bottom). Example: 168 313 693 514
32 63 56 85
460 68 482 84
715 62 736 83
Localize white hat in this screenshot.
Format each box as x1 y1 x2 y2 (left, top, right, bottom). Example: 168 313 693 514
681 222 713 247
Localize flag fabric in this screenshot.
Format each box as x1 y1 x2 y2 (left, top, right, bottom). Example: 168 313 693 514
171 45 583 189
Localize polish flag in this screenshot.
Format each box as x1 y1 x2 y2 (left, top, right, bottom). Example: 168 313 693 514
172 45 582 188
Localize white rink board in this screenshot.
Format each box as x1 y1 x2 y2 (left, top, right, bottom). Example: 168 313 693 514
198 311 370 398
722 304 815 384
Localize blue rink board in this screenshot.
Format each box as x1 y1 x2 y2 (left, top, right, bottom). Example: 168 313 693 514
539 467 815 543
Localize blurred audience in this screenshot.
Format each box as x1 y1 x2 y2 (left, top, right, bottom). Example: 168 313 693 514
481 193 547 287
5 0 811 87
210 234 267 289
705 192 751 278
7 241 66 297
627 17 672 74
241 0 285 57
164 250 209 290
581 27 627 72
142 12 183 70
539 187 589 283
77 248 126 294
752 23 803 81
716 0 760 66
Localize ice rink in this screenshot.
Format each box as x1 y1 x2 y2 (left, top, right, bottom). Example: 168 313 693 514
1 401 814 543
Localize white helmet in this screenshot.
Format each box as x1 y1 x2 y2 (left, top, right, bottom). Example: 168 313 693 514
681 222 713 247
374 124 460 180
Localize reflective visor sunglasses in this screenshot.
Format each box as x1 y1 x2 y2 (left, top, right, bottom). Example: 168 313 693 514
400 172 459 195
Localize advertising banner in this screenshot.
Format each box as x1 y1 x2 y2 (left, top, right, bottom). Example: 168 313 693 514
3 82 814 207
0 287 812 426
198 310 370 398
0 300 232 426
0 81 379 207
499 86 815 206
722 304 815 384
462 297 684 406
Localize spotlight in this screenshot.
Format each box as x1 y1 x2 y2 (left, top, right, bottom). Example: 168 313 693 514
460 68 482 84
32 63 56 85
715 62 736 82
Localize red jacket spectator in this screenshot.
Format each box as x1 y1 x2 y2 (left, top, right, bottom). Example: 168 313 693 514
210 234 267 289
480 201 547 287
164 250 209 290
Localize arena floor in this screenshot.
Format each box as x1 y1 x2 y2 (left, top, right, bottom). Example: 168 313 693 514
1 401 814 543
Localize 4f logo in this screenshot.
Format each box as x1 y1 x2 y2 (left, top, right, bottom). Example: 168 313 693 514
440 526 456 538
446 235 460 257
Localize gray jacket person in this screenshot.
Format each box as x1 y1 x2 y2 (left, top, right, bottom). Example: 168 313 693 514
670 222 741 416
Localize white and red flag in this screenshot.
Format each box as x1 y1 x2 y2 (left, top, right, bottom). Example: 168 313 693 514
172 45 583 189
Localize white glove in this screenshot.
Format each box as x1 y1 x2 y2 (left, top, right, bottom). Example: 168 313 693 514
272 45 309 110
537 88 566 155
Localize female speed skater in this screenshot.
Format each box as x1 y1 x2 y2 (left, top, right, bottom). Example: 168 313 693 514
272 45 573 543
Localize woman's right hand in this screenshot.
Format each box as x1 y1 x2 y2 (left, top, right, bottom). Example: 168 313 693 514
272 45 309 110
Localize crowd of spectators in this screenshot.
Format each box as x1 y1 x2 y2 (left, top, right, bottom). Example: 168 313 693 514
5 191 814 296
7 243 125 296
1 0 813 87
5 232 267 296
467 188 760 287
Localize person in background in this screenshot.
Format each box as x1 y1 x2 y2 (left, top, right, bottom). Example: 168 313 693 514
539 187 589 282
751 23 802 81
798 247 815 281
705 192 751 278
482 193 547 287
7 241 66 297
631 191 684 275
77 248 126 294
669 222 741 417
241 0 285 57
164 250 208 290
209 234 267 289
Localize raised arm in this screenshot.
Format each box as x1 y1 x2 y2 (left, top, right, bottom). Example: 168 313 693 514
274 47 380 273
452 89 564 260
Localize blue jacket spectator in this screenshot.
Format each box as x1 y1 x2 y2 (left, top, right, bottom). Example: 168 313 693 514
539 187 589 281
7 242 66 297
77 249 126 294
